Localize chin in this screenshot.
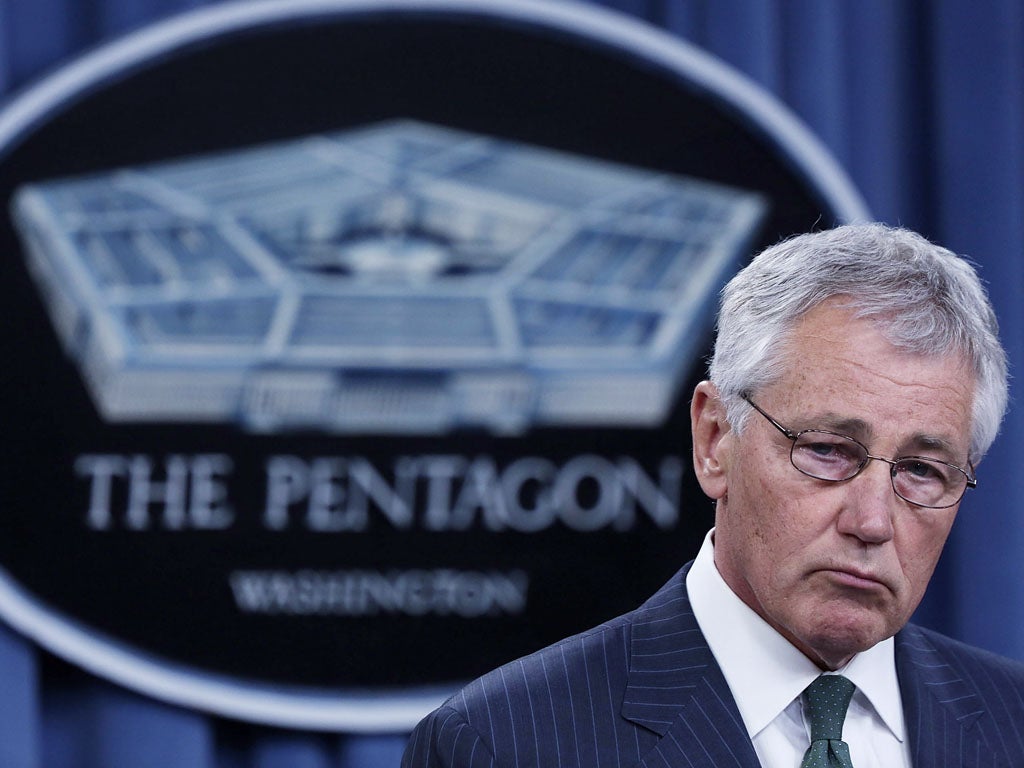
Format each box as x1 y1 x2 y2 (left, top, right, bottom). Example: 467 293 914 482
802 613 898 667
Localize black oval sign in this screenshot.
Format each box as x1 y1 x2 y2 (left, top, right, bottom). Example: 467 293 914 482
0 0 866 730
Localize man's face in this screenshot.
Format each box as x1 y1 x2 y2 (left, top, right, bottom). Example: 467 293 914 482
691 298 975 669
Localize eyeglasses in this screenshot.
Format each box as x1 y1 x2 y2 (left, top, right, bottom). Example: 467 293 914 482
741 394 976 509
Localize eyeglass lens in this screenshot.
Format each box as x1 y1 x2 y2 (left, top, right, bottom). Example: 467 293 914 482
790 431 967 508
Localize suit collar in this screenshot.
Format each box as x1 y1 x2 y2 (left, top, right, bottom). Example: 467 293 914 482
896 623 992 767
622 564 761 768
622 569 997 768
621 564 712 733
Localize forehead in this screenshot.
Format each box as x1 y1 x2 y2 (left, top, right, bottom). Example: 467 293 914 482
771 301 974 450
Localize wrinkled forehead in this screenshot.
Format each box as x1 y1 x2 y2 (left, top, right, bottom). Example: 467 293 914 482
771 302 976 454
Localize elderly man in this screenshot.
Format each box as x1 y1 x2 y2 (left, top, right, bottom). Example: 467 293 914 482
402 223 1024 767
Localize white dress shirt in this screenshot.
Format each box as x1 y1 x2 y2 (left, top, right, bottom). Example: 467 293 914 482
686 530 912 768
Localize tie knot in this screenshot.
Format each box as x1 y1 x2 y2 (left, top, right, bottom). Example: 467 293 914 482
802 675 855 741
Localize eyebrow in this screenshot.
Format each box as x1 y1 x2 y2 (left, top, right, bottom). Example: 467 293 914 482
811 414 873 439
905 434 963 462
806 413 964 462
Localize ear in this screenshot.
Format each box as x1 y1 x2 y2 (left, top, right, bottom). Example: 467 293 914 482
690 380 732 500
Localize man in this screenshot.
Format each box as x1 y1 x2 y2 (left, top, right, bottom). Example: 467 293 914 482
402 223 1024 767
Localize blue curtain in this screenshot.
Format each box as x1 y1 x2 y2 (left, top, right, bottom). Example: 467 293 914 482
0 1 1021 765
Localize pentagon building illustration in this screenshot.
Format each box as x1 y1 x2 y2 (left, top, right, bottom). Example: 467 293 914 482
12 120 766 434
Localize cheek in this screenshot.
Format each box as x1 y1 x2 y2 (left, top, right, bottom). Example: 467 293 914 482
720 439 831 569
747 476 827 545
896 516 956 589
740 484 811 565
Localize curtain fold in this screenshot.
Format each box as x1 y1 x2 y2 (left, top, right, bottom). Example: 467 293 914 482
930 0 1024 658
42 682 215 768
0 1 1021 765
839 2 928 227
775 2 848 168
248 734 333 768
0 624 39 767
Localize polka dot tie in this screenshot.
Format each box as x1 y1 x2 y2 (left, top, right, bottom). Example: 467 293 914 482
799 675 856 768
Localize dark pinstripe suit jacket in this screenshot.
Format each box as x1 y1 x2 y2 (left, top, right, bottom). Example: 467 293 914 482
402 564 1024 767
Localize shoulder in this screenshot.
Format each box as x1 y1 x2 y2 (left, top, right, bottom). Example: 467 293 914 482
403 703 500 768
445 563 694 727
402 566 694 767
403 613 634 768
453 610 635 726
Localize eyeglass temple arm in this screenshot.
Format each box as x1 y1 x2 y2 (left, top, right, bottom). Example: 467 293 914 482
740 393 797 439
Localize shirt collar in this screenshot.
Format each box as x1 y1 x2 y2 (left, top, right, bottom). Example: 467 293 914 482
686 529 906 741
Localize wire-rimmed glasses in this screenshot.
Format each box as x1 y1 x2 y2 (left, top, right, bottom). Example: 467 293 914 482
742 394 976 509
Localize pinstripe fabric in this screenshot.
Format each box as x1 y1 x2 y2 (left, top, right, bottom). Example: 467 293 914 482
403 565 1024 767
896 623 1024 767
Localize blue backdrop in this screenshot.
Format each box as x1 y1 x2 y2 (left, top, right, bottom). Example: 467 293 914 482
0 1 1021 766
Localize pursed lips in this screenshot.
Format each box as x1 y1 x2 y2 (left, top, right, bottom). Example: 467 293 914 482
818 565 892 592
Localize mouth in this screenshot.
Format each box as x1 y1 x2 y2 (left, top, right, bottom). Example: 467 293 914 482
820 567 889 592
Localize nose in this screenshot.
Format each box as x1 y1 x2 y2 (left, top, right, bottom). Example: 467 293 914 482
837 458 896 544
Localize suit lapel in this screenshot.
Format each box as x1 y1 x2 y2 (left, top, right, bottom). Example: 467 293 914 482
618 572 1004 768
621 567 761 768
896 625 997 768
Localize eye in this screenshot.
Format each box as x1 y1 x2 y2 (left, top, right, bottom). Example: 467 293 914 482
896 459 949 484
796 434 859 458
806 441 842 457
790 432 865 481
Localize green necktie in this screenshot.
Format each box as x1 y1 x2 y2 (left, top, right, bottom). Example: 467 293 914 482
799 675 856 768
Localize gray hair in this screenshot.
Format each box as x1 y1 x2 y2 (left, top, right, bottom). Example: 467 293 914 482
708 222 1008 462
